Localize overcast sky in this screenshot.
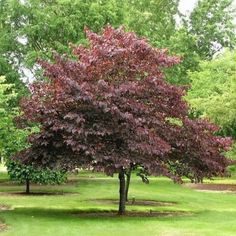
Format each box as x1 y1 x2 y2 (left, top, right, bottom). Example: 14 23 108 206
179 0 198 13
179 0 236 16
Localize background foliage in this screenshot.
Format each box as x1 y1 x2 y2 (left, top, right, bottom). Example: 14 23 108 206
187 50 236 136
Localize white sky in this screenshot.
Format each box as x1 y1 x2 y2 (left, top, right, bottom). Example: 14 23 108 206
179 0 198 14
179 0 236 16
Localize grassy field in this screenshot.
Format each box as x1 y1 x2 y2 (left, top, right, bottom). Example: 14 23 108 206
0 170 236 236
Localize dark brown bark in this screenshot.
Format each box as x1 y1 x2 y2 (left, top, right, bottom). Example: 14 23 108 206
118 169 126 215
25 178 30 194
125 168 131 202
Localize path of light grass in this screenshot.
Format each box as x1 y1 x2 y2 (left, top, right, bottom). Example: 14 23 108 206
0 171 236 236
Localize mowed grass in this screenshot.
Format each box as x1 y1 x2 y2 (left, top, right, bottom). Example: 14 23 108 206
0 170 236 236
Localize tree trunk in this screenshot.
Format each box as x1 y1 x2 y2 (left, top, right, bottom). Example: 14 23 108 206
118 169 126 215
194 176 203 184
25 178 30 194
125 168 131 202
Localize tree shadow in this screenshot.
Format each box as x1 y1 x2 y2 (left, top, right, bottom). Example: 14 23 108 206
0 191 79 196
0 207 195 221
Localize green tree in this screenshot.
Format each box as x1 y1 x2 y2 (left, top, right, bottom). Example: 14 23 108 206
166 0 236 84
7 161 67 194
0 76 25 163
124 0 180 48
4 0 125 69
164 28 200 84
0 0 27 96
188 0 236 59
186 50 236 159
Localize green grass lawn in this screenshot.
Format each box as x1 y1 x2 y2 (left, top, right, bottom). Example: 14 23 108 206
0 170 236 236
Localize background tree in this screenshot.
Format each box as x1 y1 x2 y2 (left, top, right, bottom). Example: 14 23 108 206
188 0 236 59
0 76 25 163
0 0 28 98
124 0 180 48
7 160 67 194
186 50 236 159
1 0 125 75
165 0 236 84
15 27 232 215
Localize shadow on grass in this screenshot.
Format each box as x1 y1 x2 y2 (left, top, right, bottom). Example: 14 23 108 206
0 191 80 196
0 207 196 221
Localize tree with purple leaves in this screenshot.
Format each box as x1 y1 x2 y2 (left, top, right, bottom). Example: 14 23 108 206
15 26 232 215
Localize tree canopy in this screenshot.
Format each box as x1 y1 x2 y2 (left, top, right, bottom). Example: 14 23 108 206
14 27 232 214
